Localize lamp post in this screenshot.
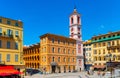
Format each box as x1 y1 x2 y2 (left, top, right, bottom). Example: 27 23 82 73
106 53 117 78
106 53 112 78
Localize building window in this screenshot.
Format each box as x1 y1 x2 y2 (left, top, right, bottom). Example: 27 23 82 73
58 39 60 44
108 36 111 38
7 29 13 37
103 49 105 54
113 35 115 37
52 57 55 62
62 41 65 45
43 56 46 62
94 44 96 48
15 42 18 49
52 38 54 43
58 57 60 62
15 31 19 37
68 42 70 45
0 40 2 48
7 41 10 49
98 43 101 47
104 56 106 61
89 48 91 51
0 54 1 61
107 42 111 47
15 54 18 62
78 36 80 38
94 50 97 54
44 47 46 52
85 53 88 56
99 57 101 61
15 22 19 26
6 54 10 62
117 40 119 45
68 58 70 62
0 19 2 23
112 41 114 45
99 50 101 54
58 48 60 53
89 53 91 57
71 17 73 24
72 42 74 46
63 57 66 62
0 28 2 36
68 49 70 54
72 58 74 62
77 16 80 24
72 50 74 54
52 47 54 53
94 57 97 61
103 36 106 39
43 38 46 42
71 28 74 31
7 20 11 25
78 27 80 31
63 49 66 54
117 34 120 36
118 56 120 60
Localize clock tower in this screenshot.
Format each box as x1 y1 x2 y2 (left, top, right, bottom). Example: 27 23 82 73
69 7 84 71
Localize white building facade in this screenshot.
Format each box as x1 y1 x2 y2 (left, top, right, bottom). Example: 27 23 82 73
69 8 84 71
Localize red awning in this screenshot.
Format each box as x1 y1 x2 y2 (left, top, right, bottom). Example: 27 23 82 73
0 66 23 76
0 73 11 76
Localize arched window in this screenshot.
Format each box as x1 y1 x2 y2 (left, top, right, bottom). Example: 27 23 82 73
58 57 60 62
52 57 55 62
77 16 80 24
71 17 73 24
99 57 101 61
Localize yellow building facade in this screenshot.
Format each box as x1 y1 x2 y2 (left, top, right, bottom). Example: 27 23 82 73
91 31 120 69
0 16 24 70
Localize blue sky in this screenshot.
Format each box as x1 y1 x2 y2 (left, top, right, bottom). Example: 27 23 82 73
0 0 120 45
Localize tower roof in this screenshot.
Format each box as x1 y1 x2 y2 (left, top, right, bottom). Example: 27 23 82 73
70 7 80 16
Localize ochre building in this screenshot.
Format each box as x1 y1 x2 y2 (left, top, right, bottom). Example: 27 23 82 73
0 16 24 70
23 33 76 73
23 43 40 69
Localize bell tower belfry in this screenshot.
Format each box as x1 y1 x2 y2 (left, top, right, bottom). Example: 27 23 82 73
69 8 81 40
69 7 84 71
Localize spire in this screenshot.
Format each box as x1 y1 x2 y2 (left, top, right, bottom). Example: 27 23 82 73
73 5 77 13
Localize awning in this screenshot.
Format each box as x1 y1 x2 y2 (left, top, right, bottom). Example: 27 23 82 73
93 65 106 69
0 66 23 76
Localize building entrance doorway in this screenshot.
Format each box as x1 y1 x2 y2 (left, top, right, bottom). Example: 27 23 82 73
52 66 56 73
58 67 61 73
64 66 66 73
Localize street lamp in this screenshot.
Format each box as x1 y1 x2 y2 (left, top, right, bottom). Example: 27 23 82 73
106 53 112 77
105 53 112 78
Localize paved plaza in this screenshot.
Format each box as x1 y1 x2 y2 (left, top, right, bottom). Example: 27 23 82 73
24 71 105 78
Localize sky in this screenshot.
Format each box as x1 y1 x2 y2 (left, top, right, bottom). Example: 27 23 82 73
0 0 120 45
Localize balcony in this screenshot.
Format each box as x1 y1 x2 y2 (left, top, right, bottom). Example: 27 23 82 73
107 45 120 50
0 61 5 65
0 33 13 39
